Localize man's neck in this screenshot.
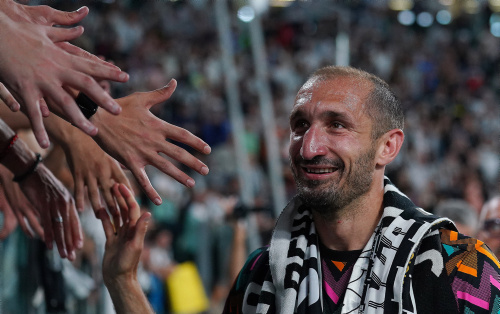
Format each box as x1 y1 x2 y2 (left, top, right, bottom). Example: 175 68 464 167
312 181 385 251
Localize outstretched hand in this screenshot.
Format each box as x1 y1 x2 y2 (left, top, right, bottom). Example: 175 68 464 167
0 164 43 239
19 163 83 261
0 1 129 148
101 184 150 284
101 183 154 313
92 79 211 205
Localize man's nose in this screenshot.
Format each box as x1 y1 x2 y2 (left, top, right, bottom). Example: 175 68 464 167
300 126 327 160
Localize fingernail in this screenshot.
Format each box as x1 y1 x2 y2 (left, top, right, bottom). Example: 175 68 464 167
77 6 86 12
69 251 76 260
62 249 68 258
40 139 49 148
166 78 174 87
109 101 121 114
186 178 195 188
201 166 209 175
204 145 211 154
153 198 162 205
119 72 129 81
76 240 83 249
83 121 97 135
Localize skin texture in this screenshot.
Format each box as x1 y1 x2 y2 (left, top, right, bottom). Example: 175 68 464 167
101 184 154 314
0 100 130 224
289 76 404 251
0 118 82 260
91 79 211 205
477 197 500 257
0 184 18 239
0 164 43 239
0 0 129 148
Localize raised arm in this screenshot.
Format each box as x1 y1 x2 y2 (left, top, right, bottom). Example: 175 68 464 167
0 0 129 148
0 98 130 223
101 184 154 314
0 118 82 260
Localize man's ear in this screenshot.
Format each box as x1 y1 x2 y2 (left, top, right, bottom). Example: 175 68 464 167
375 129 404 167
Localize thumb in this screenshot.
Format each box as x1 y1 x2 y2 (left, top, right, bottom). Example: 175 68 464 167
132 212 151 249
144 79 177 110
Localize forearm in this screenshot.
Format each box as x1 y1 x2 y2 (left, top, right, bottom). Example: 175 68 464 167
105 277 155 314
0 118 37 177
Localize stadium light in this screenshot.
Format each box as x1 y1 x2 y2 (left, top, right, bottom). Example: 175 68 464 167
417 12 434 27
436 10 452 25
398 10 416 25
238 5 256 23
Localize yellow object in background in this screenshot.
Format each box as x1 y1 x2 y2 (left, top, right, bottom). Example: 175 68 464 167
166 262 209 313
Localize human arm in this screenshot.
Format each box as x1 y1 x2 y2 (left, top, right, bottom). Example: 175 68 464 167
0 0 129 148
101 183 154 314
0 119 83 260
0 184 18 239
0 164 43 239
91 79 211 205
0 98 131 220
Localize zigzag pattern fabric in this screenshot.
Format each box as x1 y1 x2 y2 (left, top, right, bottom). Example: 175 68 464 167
223 177 500 313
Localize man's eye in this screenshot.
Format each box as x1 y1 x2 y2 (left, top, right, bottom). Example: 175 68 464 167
332 122 344 129
292 120 308 130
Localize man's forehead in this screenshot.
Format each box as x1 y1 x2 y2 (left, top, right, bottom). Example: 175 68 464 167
293 76 372 110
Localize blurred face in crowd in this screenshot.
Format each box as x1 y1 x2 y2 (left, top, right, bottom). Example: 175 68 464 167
289 76 377 216
477 198 500 257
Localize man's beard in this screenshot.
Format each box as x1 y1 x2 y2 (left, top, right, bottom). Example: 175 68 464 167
292 146 376 219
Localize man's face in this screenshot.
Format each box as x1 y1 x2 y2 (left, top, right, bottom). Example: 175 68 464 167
477 201 500 257
289 76 377 215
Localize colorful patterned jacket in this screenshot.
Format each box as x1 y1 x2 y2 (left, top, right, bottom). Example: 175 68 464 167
224 178 500 313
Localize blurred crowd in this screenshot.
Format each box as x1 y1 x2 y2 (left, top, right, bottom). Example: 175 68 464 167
1 1 499 313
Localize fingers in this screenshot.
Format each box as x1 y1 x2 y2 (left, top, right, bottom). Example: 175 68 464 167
40 204 54 250
44 87 98 136
132 211 151 249
87 176 104 215
39 98 50 118
160 142 209 177
118 184 140 224
62 205 75 260
74 177 85 213
56 42 121 71
0 83 20 111
112 164 132 192
23 207 44 239
60 69 122 116
143 79 177 110
99 210 114 241
37 5 89 26
51 207 68 259
69 206 83 250
150 153 196 188
129 166 161 205
23 97 50 148
46 25 84 43
164 124 212 155
113 184 129 225
101 181 120 228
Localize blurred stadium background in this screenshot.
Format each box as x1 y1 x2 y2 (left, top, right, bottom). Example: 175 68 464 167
1 0 499 313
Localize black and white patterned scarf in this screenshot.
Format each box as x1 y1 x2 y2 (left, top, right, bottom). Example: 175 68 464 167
245 177 455 313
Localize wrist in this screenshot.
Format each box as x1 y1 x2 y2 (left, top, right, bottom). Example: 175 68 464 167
104 273 141 298
0 137 38 178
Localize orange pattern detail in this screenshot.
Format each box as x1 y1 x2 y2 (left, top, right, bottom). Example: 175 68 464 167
332 261 345 272
457 263 477 277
